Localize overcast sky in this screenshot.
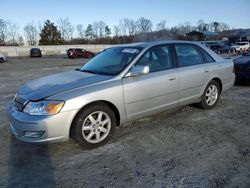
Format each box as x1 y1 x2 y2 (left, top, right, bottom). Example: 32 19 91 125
0 0 249 29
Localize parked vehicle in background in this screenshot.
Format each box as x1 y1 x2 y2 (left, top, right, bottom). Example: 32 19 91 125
0 53 6 63
209 44 235 54
229 42 249 53
235 41 250 52
30 48 42 57
233 51 250 82
7 41 235 149
67 48 95 58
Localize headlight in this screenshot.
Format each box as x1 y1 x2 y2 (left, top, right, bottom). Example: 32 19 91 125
23 100 64 115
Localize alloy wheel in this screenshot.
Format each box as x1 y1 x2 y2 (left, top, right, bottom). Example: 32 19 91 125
205 85 218 106
82 111 111 144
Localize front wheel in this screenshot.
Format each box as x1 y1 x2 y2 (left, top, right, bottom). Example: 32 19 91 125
199 80 220 109
72 103 116 149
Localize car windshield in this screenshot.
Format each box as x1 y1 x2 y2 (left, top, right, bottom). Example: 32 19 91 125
79 47 142 76
237 42 247 45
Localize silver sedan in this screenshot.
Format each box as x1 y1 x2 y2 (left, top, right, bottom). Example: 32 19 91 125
7 41 235 149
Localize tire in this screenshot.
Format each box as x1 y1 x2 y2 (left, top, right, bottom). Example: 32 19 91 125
72 103 116 149
199 80 221 109
0 57 4 63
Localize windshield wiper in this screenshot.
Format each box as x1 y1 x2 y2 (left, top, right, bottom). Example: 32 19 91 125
76 69 97 74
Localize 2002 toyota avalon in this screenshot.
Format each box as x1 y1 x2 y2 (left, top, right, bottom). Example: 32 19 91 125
7 41 235 149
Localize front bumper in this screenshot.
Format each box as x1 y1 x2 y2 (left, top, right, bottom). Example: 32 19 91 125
30 53 41 57
7 101 78 143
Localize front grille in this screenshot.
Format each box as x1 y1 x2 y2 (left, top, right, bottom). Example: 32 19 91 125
14 95 27 112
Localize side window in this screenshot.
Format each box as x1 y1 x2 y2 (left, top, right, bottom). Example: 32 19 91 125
175 44 203 67
136 45 174 72
199 47 215 63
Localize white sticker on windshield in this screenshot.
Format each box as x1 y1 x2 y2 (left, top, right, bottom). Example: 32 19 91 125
122 49 138 54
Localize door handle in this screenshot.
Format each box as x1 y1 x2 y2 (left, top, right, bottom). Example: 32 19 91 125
169 75 176 81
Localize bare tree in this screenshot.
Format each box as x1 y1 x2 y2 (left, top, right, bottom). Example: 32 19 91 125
218 22 230 32
7 21 19 44
92 21 99 38
196 19 206 31
113 25 120 37
136 17 153 33
123 18 136 36
38 21 43 33
119 19 127 36
92 21 106 38
58 18 74 41
98 21 106 38
24 23 38 46
178 22 193 35
156 20 167 31
0 19 8 45
76 24 85 38
17 35 24 46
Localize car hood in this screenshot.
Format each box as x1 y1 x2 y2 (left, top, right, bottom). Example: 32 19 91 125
18 70 113 101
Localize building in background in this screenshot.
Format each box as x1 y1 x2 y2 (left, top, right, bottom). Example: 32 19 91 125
186 31 219 41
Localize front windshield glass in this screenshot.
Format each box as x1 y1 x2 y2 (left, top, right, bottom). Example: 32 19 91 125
80 47 142 75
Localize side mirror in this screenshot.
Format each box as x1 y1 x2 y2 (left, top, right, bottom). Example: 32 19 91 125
126 65 149 77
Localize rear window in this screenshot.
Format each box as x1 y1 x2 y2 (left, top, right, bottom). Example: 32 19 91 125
199 47 215 63
237 42 248 45
175 44 203 67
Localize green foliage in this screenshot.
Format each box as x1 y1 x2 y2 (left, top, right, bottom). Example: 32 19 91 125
85 24 93 39
213 21 219 32
105 25 111 37
39 20 64 45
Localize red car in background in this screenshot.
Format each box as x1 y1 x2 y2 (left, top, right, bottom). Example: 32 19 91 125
67 48 95 58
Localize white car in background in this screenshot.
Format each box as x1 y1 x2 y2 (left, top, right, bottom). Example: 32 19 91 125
232 41 250 52
0 53 6 63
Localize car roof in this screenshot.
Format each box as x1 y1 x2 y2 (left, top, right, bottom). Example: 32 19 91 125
115 40 202 48
113 40 224 63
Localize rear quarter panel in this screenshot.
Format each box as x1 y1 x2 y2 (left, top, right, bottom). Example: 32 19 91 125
203 59 235 94
197 43 235 94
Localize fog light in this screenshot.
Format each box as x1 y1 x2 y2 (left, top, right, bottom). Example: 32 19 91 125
24 131 44 138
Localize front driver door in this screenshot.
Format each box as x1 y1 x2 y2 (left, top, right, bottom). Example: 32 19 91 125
122 45 178 120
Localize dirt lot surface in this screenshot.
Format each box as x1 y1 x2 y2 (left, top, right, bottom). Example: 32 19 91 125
0 56 249 188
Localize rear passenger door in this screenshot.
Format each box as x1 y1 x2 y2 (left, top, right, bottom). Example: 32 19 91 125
174 44 210 106
122 45 178 120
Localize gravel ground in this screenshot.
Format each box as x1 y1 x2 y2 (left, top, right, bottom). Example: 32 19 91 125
0 56 249 188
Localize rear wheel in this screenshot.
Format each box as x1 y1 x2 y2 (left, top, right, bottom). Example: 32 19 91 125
72 103 116 149
199 80 220 109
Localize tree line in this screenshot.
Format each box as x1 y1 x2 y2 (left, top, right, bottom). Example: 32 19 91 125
0 17 231 46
